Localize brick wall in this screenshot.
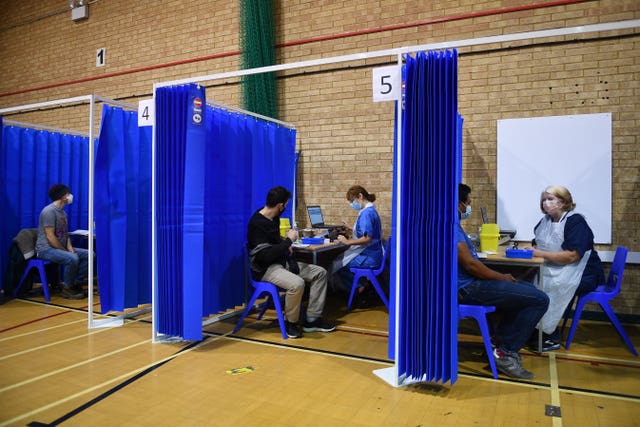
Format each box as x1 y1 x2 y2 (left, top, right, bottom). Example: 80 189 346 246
1 0 639 315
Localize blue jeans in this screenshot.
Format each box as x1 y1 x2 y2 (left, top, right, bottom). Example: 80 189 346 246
459 279 549 354
37 247 89 288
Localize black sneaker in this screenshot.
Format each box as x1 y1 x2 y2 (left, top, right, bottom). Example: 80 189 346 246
302 317 336 333
61 286 85 300
540 339 561 351
285 321 302 339
493 348 534 380
529 338 561 352
72 285 88 297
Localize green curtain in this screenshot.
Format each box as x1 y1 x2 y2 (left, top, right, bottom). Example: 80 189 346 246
240 0 278 118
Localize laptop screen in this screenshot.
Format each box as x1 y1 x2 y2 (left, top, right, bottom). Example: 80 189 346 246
307 205 324 227
481 207 489 224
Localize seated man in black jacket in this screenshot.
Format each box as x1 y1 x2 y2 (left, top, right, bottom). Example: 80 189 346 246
247 186 335 338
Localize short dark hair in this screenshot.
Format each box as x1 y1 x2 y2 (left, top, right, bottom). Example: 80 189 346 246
48 184 70 201
266 186 291 208
459 183 471 203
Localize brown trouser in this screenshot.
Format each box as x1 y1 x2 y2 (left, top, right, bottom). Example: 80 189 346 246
261 261 327 323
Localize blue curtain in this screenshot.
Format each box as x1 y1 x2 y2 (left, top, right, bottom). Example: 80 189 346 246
94 105 152 313
155 84 207 341
0 122 90 292
155 85 296 341
395 50 460 385
202 109 296 316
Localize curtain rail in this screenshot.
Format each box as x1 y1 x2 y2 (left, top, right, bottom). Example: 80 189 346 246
156 20 640 89
3 119 89 137
207 100 295 129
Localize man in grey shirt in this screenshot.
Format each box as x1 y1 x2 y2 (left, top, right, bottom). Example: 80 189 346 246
36 184 89 299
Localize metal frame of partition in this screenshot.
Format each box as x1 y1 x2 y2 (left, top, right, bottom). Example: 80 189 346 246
0 95 151 328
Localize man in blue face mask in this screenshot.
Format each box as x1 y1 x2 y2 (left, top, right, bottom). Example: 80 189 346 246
459 184 472 220
456 183 549 380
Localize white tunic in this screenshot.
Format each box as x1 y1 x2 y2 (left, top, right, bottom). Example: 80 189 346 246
535 211 590 334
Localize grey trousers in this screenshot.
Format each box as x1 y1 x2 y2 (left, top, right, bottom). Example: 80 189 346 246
261 261 327 323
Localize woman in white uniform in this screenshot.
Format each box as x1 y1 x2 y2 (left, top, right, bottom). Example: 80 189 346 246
526 185 605 351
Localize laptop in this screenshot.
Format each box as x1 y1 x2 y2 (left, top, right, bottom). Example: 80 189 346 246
306 205 342 229
480 207 489 224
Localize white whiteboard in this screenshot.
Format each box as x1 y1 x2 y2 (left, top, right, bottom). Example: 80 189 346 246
497 113 611 243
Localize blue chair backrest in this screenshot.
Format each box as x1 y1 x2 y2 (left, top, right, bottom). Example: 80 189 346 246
245 245 259 285
374 236 392 274
606 246 628 295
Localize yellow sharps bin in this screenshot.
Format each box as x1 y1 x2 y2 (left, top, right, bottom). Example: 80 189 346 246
279 218 291 237
480 223 499 253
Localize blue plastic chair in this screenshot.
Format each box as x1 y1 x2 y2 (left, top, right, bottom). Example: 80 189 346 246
459 304 498 379
233 249 288 340
564 246 637 356
347 237 391 311
14 259 52 302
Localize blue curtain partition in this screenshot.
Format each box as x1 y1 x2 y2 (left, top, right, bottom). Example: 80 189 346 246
155 84 207 340
202 108 296 317
155 84 296 340
0 120 90 293
394 50 460 385
94 105 152 313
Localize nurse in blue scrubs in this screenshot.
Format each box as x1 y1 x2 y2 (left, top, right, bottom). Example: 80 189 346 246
332 185 383 300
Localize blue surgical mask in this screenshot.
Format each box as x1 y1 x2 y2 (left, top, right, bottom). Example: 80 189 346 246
350 201 362 211
460 204 472 220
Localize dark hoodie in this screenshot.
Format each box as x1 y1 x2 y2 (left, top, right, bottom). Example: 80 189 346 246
247 209 293 279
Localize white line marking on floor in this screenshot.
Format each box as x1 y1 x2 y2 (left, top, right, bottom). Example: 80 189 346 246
0 319 86 342
0 339 151 392
0 338 205 427
0 327 115 361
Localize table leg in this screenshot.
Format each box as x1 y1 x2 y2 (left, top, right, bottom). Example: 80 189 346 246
537 264 544 354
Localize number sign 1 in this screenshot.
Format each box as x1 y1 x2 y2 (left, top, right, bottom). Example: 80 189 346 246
96 48 106 67
138 99 155 127
372 65 401 102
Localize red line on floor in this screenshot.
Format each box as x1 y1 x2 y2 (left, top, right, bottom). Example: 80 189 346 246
0 310 72 333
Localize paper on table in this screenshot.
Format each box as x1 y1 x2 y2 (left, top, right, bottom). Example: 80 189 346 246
476 252 488 258
292 242 310 248
70 229 90 236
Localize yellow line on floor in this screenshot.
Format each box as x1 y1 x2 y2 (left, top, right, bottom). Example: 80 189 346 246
0 339 151 393
549 353 563 427
337 325 388 336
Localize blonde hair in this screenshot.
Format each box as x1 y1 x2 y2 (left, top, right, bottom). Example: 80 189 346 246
539 185 576 213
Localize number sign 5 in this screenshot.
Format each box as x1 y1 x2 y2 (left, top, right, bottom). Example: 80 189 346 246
372 65 401 102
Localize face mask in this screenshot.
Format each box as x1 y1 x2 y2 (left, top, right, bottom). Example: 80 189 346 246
350 201 362 211
460 204 472 220
542 199 561 213
66 194 74 205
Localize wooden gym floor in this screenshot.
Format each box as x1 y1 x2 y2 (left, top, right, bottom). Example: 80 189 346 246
1 286 639 427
